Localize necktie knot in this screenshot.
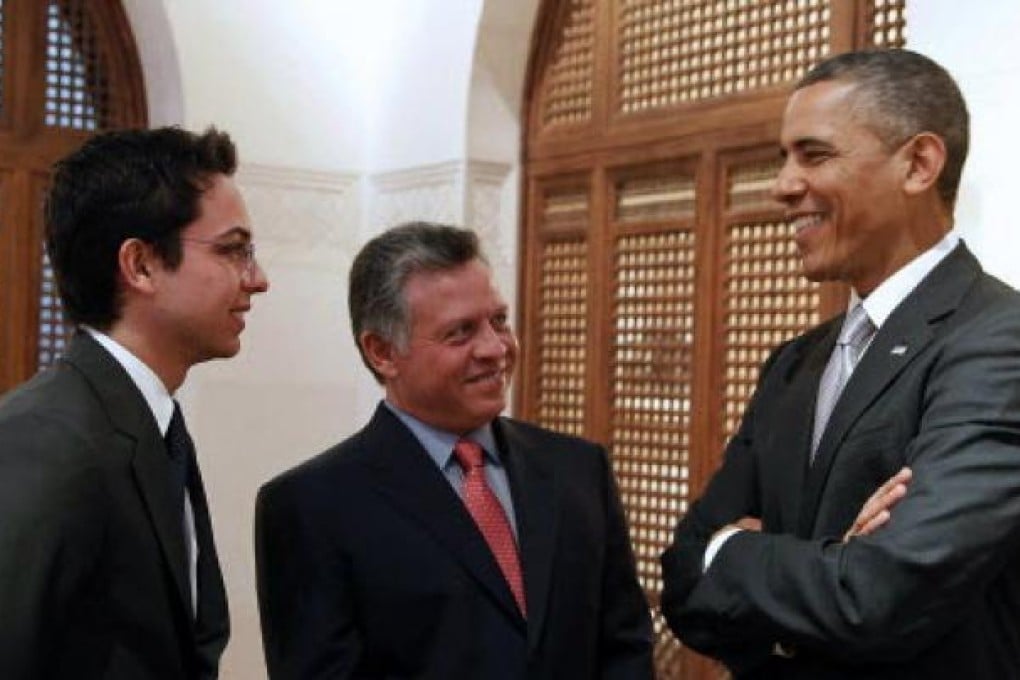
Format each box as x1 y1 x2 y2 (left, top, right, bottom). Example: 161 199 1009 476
164 402 192 505
453 439 485 470
166 402 190 461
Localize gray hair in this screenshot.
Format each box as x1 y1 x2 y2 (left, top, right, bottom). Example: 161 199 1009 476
797 48 969 210
348 221 486 381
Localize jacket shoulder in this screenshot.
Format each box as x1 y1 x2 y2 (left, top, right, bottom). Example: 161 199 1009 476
258 427 372 500
498 416 601 452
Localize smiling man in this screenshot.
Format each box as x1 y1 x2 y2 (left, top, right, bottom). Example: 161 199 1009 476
0 127 269 679
255 222 653 679
660 49 1020 678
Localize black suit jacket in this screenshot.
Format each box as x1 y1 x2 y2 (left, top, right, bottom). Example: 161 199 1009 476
255 404 653 679
661 244 1020 678
0 334 229 679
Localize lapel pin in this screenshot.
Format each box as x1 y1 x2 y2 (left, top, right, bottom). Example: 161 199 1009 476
891 344 908 356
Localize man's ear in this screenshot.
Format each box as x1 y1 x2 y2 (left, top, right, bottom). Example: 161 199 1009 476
117 238 159 295
902 132 947 198
360 331 400 380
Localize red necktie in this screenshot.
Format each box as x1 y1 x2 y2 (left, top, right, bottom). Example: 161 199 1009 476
453 439 527 617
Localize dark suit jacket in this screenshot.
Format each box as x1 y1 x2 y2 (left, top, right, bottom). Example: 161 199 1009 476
661 244 1020 678
255 404 653 679
0 333 229 679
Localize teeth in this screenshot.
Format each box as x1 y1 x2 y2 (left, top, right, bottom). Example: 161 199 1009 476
792 214 824 231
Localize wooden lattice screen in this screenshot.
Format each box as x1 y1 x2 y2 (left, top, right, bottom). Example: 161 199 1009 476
721 153 822 439
537 198 591 435
0 0 145 394
0 1 6 121
541 0 594 127
520 2 905 678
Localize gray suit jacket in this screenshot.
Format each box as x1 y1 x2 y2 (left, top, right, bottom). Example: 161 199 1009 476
662 244 1020 678
0 333 229 679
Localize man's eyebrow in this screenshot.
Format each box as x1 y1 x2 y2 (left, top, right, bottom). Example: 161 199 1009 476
791 136 832 150
214 226 252 240
779 136 832 158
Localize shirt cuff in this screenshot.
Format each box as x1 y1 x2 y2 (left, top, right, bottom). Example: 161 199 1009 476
703 526 743 572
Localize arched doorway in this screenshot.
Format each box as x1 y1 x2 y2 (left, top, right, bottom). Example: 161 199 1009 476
0 0 146 393
517 1 905 676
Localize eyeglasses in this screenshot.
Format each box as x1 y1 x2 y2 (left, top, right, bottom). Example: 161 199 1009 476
180 237 260 277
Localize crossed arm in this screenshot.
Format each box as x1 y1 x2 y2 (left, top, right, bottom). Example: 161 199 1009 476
719 466 912 545
661 303 1020 670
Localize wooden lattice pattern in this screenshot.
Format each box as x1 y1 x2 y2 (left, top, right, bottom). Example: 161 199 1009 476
1 0 6 116
866 0 906 47
537 239 589 436
37 250 72 368
723 221 820 436
524 2 910 677
610 230 695 679
541 0 594 127
45 0 112 130
616 174 697 223
618 0 831 114
727 157 781 211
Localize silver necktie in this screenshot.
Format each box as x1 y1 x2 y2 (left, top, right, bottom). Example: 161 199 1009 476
811 303 876 460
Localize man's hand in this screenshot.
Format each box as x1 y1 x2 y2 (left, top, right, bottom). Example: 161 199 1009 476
733 517 761 532
843 466 912 542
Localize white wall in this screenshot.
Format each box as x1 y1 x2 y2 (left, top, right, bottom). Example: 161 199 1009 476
908 0 1020 288
116 1 1020 678
122 2 529 677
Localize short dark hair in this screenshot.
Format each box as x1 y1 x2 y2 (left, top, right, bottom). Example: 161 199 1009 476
797 48 969 210
348 222 485 382
44 126 238 329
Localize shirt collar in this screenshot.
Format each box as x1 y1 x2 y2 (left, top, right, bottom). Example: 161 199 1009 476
856 230 960 328
383 401 502 470
84 327 175 436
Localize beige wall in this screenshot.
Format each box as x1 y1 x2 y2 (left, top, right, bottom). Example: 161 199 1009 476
116 1 1020 677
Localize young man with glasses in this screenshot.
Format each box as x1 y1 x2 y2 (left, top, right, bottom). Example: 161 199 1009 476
0 126 269 679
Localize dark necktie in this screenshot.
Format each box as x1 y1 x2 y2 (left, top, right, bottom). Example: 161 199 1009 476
453 439 527 616
165 402 192 523
812 303 876 460
165 401 196 614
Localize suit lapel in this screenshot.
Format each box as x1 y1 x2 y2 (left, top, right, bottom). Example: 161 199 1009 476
360 406 525 629
772 321 839 534
800 244 981 533
65 334 193 616
494 418 557 654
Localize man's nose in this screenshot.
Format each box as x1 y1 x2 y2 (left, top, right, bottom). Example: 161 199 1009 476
474 323 508 357
244 259 270 293
771 160 806 204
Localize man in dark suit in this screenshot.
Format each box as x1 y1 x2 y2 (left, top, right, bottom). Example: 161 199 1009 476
0 127 269 679
255 222 653 679
660 48 1020 678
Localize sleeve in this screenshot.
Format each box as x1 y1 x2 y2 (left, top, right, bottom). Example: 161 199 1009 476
659 343 784 672
672 303 1020 664
594 444 656 679
255 477 365 680
0 414 105 679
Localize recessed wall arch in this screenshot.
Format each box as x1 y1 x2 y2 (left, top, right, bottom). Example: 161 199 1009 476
120 0 183 126
517 1 906 677
0 0 148 392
